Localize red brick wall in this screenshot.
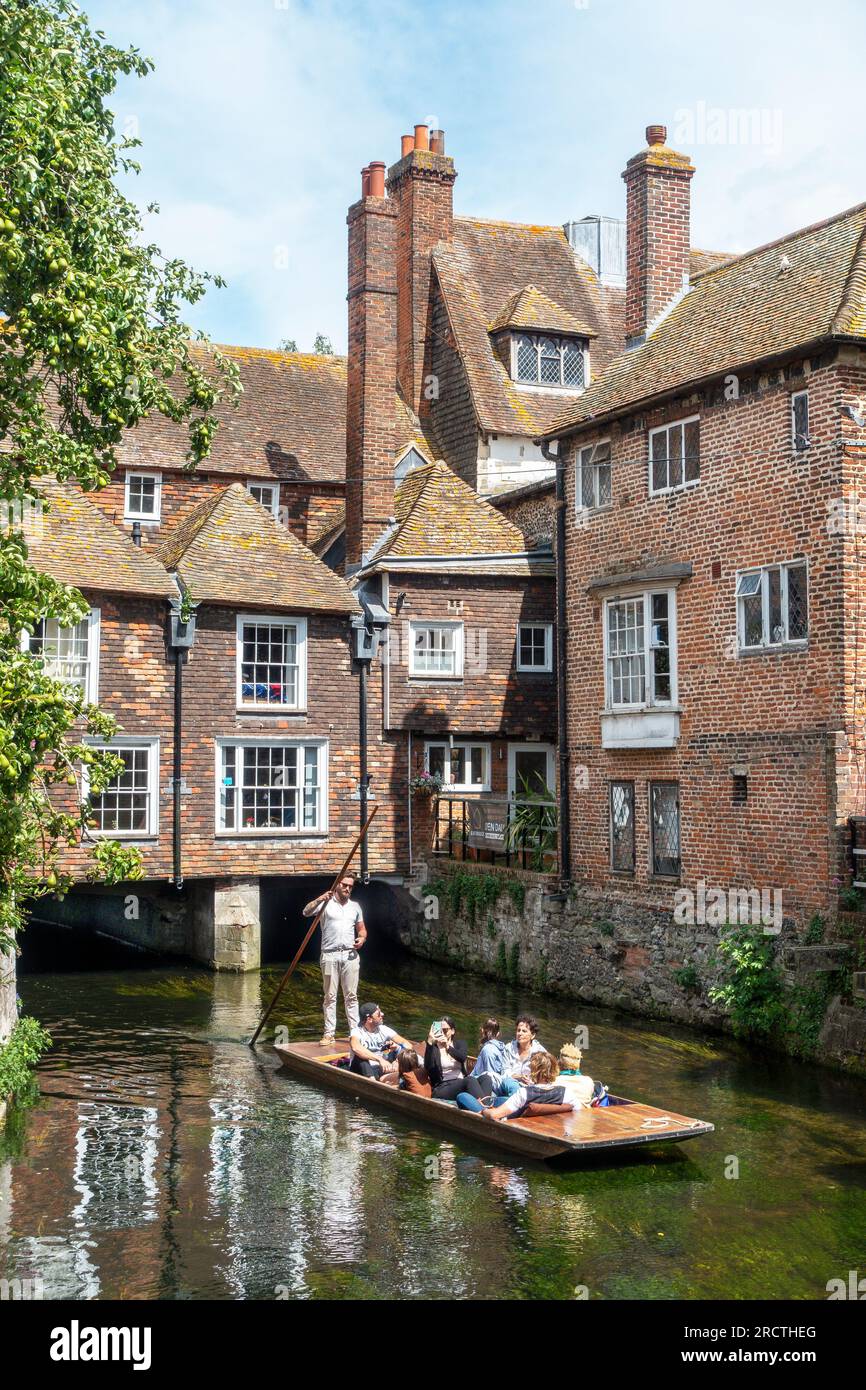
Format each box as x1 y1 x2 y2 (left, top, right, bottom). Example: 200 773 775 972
383 572 556 738
623 142 694 342
561 352 847 920
53 594 401 881
345 193 398 566
87 472 344 551
387 151 456 420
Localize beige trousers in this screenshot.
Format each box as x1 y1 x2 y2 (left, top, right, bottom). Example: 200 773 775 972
320 951 360 1038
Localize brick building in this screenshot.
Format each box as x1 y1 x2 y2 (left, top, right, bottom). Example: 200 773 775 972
26 116 866 973
542 125 866 925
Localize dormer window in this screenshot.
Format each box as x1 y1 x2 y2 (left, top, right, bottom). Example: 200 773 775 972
513 334 586 389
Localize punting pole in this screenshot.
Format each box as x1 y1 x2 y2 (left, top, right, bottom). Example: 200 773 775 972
247 805 378 1048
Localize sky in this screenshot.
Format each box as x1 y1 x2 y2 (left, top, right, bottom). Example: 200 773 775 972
82 0 866 355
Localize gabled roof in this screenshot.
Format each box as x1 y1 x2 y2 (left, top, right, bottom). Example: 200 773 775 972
359 460 554 576
433 217 626 439
547 201 866 435
27 479 177 598
116 345 421 482
158 483 360 613
487 285 598 338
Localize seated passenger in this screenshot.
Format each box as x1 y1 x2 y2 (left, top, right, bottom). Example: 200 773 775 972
469 1018 516 1096
396 1048 432 1097
423 1017 485 1103
349 1002 412 1081
483 1051 573 1122
556 1043 595 1107
503 1014 546 1083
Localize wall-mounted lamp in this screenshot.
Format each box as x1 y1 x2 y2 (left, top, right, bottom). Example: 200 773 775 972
395 592 408 614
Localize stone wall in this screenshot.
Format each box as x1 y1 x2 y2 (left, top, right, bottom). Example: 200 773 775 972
404 860 866 1073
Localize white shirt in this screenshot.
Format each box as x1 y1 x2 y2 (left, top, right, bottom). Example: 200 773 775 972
350 1023 396 1055
504 1037 546 1079
318 897 362 953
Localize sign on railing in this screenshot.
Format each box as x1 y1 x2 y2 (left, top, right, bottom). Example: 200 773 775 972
466 797 510 850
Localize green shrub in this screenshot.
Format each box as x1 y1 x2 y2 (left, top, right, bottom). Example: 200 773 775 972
673 963 700 992
805 914 825 944
709 926 787 1039
839 886 863 912
598 920 615 938
0 1015 52 1107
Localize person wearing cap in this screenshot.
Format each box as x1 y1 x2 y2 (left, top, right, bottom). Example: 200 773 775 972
303 871 367 1046
349 1003 412 1081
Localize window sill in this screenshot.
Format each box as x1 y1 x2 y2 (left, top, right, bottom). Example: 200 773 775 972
123 515 161 525
736 643 808 658
516 667 554 676
649 873 681 884
601 709 680 750
216 829 327 839
235 707 308 716
511 382 586 396
648 481 700 500
408 675 464 683
575 504 613 521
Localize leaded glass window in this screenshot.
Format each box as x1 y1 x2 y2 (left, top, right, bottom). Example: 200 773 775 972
650 782 680 876
736 563 808 650
648 418 700 494
513 333 587 389
578 440 612 510
610 781 635 872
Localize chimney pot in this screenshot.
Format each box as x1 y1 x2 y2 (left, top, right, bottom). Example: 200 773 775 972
368 161 385 198
401 134 414 158
414 124 429 151
361 165 371 198
430 129 445 154
646 124 667 146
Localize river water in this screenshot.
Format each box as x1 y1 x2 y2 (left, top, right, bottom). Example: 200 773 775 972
2 944 866 1301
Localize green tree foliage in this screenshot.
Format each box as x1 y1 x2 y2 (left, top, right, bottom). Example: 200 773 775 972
0 0 238 954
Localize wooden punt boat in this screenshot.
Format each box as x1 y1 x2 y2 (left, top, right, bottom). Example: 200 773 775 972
274 1040 714 1163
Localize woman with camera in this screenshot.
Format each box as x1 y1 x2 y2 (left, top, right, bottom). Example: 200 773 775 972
423 1017 486 1103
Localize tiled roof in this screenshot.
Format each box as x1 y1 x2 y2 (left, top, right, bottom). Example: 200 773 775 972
116 344 420 482
690 248 735 278
360 460 554 575
433 217 626 439
27 479 177 598
487 285 598 338
547 201 866 435
158 483 361 613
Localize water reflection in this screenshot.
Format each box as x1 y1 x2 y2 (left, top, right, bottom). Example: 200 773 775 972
0 957 865 1300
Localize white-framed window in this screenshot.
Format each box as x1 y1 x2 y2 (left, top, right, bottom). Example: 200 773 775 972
426 742 490 792
576 439 612 511
22 608 100 704
648 416 700 496
508 743 555 801
512 334 587 389
610 781 635 873
246 481 280 517
791 391 810 452
649 781 680 877
123 471 162 522
605 589 676 710
236 615 307 710
409 621 464 678
216 739 327 834
736 562 808 651
85 737 159 838
516 622 553 672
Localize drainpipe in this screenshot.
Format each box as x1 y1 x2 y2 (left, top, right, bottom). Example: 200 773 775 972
358 656 369 880
541 439 571 886
167 590 198 891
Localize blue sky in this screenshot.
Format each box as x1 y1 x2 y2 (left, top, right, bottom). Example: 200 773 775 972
84 0 866 355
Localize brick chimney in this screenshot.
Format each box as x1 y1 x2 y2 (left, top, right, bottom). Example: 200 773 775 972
386 124 457 418
622 124 695 345
345 160 398 570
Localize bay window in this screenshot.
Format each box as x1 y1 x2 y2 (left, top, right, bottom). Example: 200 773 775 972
605 589 676 709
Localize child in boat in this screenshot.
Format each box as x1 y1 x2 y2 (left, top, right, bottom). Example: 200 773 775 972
556 1043 595 1108
397 1048 432 1098
468 1018 519 1099
483 1050 573 1122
